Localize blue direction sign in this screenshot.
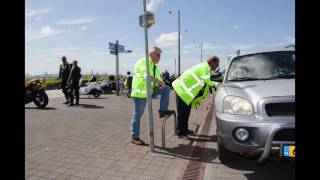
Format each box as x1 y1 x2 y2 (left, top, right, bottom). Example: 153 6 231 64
109 42 129 55
110 50 118 55
109 42 117 50
117 45 124 51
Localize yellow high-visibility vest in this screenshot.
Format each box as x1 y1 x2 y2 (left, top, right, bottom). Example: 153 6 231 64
172 61 219 107
131 57 163 98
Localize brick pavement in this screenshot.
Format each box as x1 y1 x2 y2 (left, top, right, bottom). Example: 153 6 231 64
25 92 294 180
25 92 211 180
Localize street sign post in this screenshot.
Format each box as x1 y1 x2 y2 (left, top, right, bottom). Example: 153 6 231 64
108 41 132 96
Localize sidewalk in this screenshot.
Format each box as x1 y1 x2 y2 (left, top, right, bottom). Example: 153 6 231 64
25 92 214 180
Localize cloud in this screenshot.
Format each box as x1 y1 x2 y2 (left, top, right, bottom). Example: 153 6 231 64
56 16 97 25
26 8 51 18
147 0 164 12
35 16 42 22
232 25 239 30
155 32 180 48
26 26 65 42
81 26 88 31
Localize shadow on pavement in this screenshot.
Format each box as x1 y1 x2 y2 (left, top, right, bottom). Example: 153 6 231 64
25 107 57 110
79 97 108 99
76 104 104 109
155 134 218 162
222 156 295 180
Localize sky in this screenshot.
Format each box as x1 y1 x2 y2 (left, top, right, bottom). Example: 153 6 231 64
25 0 295 75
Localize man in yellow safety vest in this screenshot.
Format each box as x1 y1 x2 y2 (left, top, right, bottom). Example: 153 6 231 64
172 56 220 137
130 47 175 145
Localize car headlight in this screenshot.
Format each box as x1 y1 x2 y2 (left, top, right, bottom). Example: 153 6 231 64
223 96 253 115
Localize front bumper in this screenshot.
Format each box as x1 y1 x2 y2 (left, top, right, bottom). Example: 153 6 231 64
216 112 295 163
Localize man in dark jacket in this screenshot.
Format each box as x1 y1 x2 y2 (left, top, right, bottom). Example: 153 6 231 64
67 60 81 106
58 56 71 104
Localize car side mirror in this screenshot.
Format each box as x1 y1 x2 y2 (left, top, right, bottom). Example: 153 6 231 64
211 72 223 82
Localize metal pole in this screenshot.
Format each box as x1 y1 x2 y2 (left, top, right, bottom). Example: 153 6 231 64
174 58 176 75
200 43 203 63
115 40 120 96
142 0 154 152
178 10 181 76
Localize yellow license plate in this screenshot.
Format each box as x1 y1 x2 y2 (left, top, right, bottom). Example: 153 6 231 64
283 145 295 157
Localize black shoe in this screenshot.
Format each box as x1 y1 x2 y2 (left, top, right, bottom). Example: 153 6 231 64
177 132 187 137
63 101 69 104
131 137 146 145
75 102 79 105
68 103 74 106
186 129 194 135
159 110 175 118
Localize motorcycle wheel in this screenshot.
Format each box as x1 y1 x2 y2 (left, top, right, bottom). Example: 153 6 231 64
93 91 101 98
34 91 49 108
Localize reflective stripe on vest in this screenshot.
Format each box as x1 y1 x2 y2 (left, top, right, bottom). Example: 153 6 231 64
175 67 206 100
178 79 195 99
132 89 147 94
133 72 146 79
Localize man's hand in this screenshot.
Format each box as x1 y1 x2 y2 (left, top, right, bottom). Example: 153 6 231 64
150 76 166 89
158 81 166 89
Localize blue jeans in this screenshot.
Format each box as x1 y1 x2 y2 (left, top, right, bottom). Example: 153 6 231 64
131 86 171 138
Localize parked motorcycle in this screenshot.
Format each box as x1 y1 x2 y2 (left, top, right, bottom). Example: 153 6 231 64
25 79 49 108
80 81 103 97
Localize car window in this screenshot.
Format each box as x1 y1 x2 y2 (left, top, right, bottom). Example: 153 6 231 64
226 51 295 81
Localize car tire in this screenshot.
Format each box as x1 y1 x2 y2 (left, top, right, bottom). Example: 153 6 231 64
217 142 237 163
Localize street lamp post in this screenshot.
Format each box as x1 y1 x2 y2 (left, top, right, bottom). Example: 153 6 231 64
200 43 203 63
174 58 176 75
169 10 181 76
178 10 180 76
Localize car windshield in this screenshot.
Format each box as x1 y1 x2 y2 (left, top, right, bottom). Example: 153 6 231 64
226 51 295 82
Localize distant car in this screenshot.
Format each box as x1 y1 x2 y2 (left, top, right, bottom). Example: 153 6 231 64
213 48 295 164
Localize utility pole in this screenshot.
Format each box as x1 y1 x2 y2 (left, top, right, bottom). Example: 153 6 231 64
200 43 203 63
178 10 181 76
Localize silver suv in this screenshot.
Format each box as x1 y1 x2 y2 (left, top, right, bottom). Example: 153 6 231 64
213 48 295 163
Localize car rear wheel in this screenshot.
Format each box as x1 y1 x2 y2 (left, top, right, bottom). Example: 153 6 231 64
217 142 237 163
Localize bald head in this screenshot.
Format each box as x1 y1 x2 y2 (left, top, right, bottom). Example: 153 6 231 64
207 56 219 71
149 47 162 64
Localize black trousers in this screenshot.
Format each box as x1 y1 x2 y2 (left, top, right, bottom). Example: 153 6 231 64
68 85 80 104
61 81 69 101
176 93 191 134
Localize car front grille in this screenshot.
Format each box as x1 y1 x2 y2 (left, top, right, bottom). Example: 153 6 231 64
273 129 295 141
265 102 295 116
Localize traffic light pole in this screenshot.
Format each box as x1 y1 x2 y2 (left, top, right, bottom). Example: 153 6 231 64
142 0 155 153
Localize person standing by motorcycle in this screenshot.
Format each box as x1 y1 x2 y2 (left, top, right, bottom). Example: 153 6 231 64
125 71 133 97
67 60 81 106
58 56 72 104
